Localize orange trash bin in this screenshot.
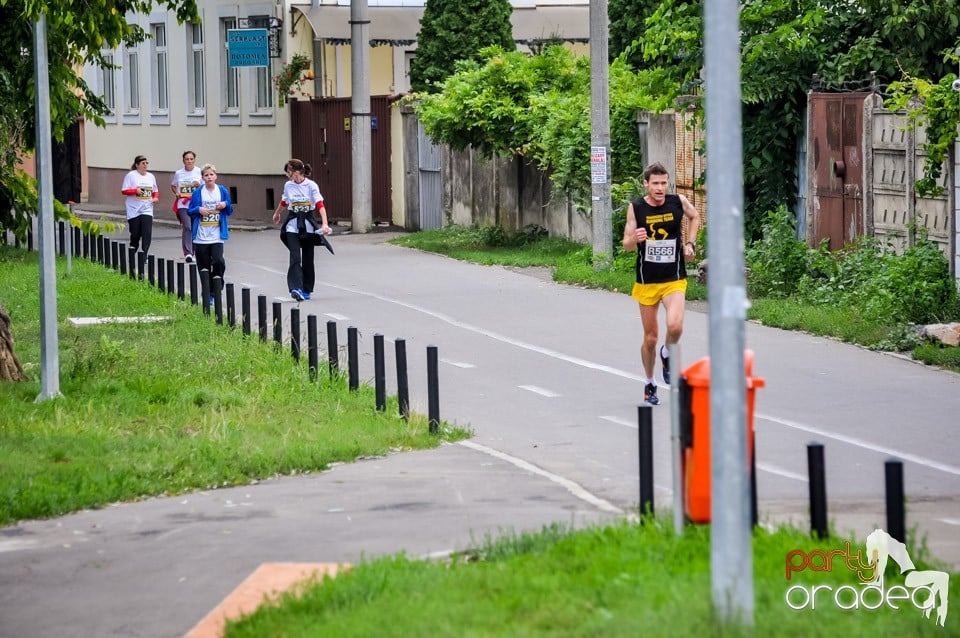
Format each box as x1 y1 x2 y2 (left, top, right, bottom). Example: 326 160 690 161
680 350 765 524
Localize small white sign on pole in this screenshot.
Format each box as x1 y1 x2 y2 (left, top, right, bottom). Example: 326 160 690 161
590 145 608 184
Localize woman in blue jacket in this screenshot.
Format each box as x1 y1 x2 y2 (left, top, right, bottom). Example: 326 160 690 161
187 164 233 301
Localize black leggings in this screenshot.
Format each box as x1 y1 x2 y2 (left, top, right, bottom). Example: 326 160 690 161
128 214 153 254
195 243 225 289
285 233 316 293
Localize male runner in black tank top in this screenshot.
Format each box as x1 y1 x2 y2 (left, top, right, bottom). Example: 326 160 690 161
621 162 701 405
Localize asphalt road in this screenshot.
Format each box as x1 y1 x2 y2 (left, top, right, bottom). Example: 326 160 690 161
1 222 958 637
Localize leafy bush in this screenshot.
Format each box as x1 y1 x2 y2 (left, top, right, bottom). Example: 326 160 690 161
745 205 809 297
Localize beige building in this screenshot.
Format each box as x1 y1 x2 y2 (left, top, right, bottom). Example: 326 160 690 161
82 0 589 227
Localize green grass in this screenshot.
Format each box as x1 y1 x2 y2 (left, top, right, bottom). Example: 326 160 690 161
227 518 959 636
0 245 469 524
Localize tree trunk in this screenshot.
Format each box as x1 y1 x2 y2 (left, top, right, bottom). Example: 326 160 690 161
0 304 26 382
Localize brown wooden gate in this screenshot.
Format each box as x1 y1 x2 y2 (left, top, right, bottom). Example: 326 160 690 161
809 92 867 249
290 96 393 224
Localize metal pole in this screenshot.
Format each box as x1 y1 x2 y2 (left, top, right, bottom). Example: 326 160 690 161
427 345 439 433
327 320 339 376
258 295 267 342
374 333 385 411
176 262 185 300
307 314 318 381
350 0 372 232
272 301 282 347
290 307 300 361
395 338 409 421
669 343 684 534
226 282 235 327
589 0 612 269
241 287 251 335
807 443 828 539
33 13 61 400
638 405 654 517
885 459 906 543
348 326 359 391
705 0 752 624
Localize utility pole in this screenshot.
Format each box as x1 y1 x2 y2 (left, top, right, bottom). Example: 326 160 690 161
704 0 752 625
34 13 61 401
350 0 372 233
589 0 612 268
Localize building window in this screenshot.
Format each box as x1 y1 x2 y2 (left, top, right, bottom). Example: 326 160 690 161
150 23 168 113
255 66 273 111
220 17 239 113
249 15 273 112
123 46 139 113
99 51 116 114
186 21 205 113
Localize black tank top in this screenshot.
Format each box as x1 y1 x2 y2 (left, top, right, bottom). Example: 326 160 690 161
632 194 687 284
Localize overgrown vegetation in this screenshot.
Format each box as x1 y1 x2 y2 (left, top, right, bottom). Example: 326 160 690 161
412 0 960 242
0 246 469 524
745 207 960 349
227 517 959 636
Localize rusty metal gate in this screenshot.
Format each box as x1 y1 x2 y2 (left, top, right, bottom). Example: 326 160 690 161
808 92 868 249
290 96 393 224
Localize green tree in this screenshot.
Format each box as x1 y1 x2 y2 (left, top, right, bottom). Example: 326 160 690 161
0 0 199 238
409 0 515 94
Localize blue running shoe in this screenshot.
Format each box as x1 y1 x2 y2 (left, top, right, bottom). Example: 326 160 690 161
302 291 312 300
661 349 671 385
644 383 660 406
291 289 305 302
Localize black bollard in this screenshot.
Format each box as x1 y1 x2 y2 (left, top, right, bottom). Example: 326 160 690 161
213 278 223 325
807 443 828 539
176 262 185 300
73 227 81 257
885 459 905 543
258 295 268 342
97 235 105 265
226 283 236 327
166 260 175 295
27 228 33 252
327 321 339 376
57 222 65 256
200 270 211 316
347 327 359 391
751 443 759 529
395 338 409 421
157 258 166 293
638 405 654 517
427 345 440 433
128 246 136 279
147 255 155 285
119 245 127 276
82 232 88 258
112 241 120 271
272 301 282 348
241 288 251 335
290 308 301 361
137 251 146 281
374 334 386 411
189 264 198 305
307 315 318 381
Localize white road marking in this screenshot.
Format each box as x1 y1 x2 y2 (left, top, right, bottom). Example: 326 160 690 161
599 415 636 429
458 440 622 514
247 263 960 480
757 462 808 482
68 316 171 326
758 413 960 478
441 358 476 369
938 518 960 526
325 313 349 321
518 385 560 398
